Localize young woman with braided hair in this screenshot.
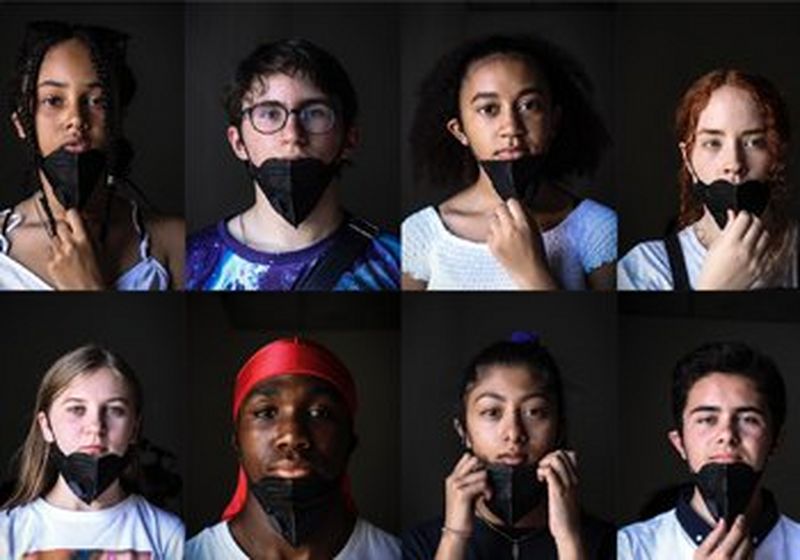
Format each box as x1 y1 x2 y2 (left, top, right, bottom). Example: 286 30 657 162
1 21 183 290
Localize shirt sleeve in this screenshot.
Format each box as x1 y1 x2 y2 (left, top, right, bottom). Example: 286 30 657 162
163 519 185 560
576 201 618 273
616 528 635 560
401 208 435 282
617 241 674 291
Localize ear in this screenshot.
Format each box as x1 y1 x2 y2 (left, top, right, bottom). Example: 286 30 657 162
679 141 698 182
11 112 26 140
446 118 469 147
37 411 55 444
339 125 360 162
227 125 250 162
668 428 687 461
453 418 471 449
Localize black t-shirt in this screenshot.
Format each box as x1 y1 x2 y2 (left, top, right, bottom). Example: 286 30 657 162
402 512 615 560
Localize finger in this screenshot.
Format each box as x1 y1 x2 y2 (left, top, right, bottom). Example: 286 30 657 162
741 214 763 248
697 518 726 553
454 470 488 490
493 202 513 228
506 198 527 224
731 536 753 560
727 210 752 240
544 452 577 489
538 459 569 492
64 209 88 243
51 219 74 247
717 515 749 556
454 453 481 476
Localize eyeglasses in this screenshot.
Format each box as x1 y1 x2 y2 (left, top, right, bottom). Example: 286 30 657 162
242 100 337 135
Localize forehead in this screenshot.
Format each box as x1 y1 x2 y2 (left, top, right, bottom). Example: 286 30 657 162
245 71 328 105
685 372 765 411
38 38 98 83
695 85 764 131
53 367 130 402
462 53 547 95
467 363 547 402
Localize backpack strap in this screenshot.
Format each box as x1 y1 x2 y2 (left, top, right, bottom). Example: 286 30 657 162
293 216 378 291
664 230 690 291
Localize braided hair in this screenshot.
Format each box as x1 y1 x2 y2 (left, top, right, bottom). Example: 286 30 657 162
7 21 136 193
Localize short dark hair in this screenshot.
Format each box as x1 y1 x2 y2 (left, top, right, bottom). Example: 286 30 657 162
7 21 136 184
671 341 787 441
456 336 566 443
411 34 609 193
223 38 358 131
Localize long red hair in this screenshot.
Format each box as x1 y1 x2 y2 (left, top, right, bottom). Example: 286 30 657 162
675 69 791 241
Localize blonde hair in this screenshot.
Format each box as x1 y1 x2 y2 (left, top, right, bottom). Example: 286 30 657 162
2 344 142 509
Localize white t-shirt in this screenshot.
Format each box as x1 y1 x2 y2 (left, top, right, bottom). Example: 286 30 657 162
0 494 184 559
186 517 401 559
618 509 800 559
618 224 798 290
402 198 617 290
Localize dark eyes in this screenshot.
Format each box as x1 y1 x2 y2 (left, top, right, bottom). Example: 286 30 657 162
38 93 106 110
475 97 543 118
253 405 334 421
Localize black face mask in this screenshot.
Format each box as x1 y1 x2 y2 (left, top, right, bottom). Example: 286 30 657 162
694 179 770 230
249 475 339 547
479 154 544 202
39 147 107 210
249 157 338 228
694 462 761 525
50 445 130 505
484 463 546 526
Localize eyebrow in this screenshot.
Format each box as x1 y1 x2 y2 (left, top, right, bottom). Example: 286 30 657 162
38 79 103 90
473 390 548 403
696 128 766 136
248 382 343 402
62 397 130 405
688 405 766 415
470 87 544 105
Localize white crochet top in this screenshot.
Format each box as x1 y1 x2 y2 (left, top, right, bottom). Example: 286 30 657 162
401 198 617 290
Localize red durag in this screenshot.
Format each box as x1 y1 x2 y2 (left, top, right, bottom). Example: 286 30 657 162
221 337 358 520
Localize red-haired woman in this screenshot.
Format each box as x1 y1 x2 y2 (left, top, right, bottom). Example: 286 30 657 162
619 70 797 290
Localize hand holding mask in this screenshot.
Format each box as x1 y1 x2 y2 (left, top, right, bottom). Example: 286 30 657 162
486 198 556 290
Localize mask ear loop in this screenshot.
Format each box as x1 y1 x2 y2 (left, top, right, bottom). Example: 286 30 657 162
34 190 57 239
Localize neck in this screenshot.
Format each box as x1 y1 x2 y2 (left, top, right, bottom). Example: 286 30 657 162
689 484 764 527
240 182 344 252
693 209 722 249
44 475 126 512
229 490 355 560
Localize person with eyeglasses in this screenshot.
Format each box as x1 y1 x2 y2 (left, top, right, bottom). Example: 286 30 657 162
186 38 400 291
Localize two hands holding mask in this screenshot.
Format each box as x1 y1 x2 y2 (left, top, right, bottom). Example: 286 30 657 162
437 448 586 560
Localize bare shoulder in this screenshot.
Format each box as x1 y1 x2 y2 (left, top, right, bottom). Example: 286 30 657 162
143 212 184 259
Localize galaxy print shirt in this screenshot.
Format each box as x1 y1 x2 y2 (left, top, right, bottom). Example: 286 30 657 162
186 218 400 291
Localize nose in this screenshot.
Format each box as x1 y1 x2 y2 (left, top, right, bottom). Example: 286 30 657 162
722 141 748 182
499 105 525 139
274 412 311 452
280 110 309 145
716 415 741 447
64 99 89 134
502 409 529 445
83 407 107 437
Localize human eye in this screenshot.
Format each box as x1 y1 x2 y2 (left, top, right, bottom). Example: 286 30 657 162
253 405 279 420
303 103 332 119
517 96 544 114
66 405 86 416
739 413 765 427
476 103 500 118
523 405 549 419
478 406 502 419
254 103 285 123
699 137 722 150
743 135 767 150
308 405 333 420
695 414 716 426
105 404 128 419
39 94 64 109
